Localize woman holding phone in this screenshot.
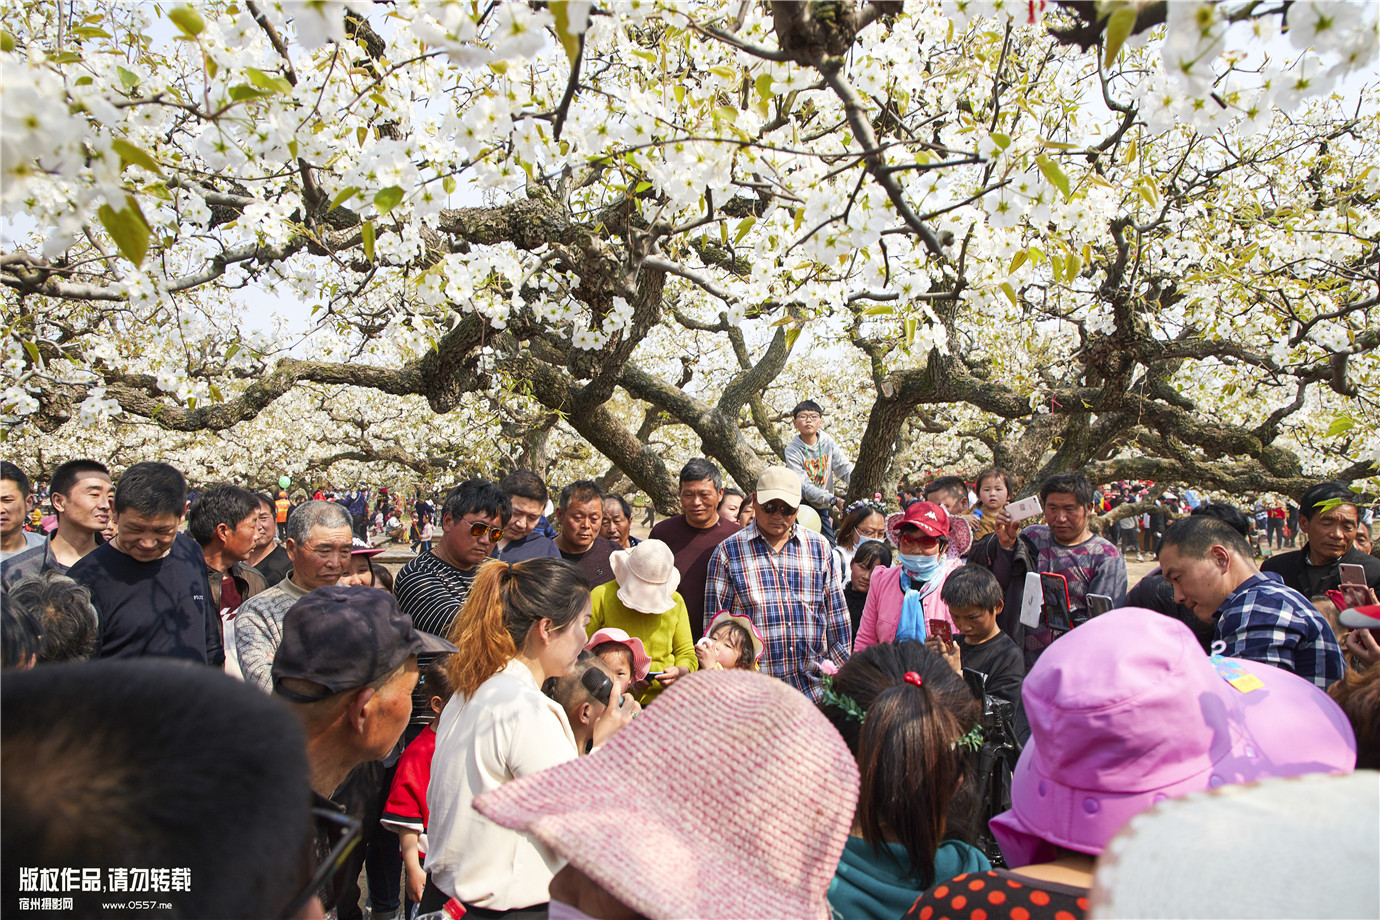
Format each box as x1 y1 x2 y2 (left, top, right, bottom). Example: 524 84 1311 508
424 557 638 917
853 502 961 652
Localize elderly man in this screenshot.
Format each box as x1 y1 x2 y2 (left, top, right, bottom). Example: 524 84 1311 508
272 585 456 917
1158 515 1344 688
704 466 851 701
236 499 355 690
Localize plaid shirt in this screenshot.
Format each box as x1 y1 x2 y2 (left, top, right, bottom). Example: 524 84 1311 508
1217 573 1345 688
704 521 851 701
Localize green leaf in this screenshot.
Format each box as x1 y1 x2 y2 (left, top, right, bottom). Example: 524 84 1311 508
22 341 41 365
1001 282 1018 306
97 200 150 266
755 73 774 101
208 383 223 402
903 318 917 348
1325 416 1355 437
71 26 111 39
551 0 584 63
361 220 375 260
442 176 456 194
228 84 274 102
0 30 14 52
862 304 894 315
1008 250 1028 273
245 67 293 95
111 138 163 175
373 186 404 214
708 65 737 80
168 5 204 37
990 133 1012 150
224 343 239 362
783 326 801 349
328 185 359 210
1065 252 1082 280
634 181 653 194
1037 155 1072 201
1103 4 1138 69
117 66 140 92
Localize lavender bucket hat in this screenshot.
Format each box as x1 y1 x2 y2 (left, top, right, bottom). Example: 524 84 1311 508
990 607 1356 867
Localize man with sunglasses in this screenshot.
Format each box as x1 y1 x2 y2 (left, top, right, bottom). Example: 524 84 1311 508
237 499 357 691
396 479 510 729
705 466 851 702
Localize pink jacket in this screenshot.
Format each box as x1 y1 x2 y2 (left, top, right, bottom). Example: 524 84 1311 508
853 558 960 652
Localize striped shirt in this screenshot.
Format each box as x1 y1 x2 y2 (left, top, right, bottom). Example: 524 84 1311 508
704 521 851 701
394 550 477 639
1217 573 1345 688
395 550 477 725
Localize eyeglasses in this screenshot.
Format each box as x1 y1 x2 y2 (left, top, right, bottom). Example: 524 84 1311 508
759 502 798 517
277 806 362 920
898 529 941 548
463 520 504 542
795 412 822 421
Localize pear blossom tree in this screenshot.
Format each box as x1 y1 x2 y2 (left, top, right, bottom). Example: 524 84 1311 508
2 0 1376 509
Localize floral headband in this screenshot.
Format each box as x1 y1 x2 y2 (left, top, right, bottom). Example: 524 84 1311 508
820 674 985 752
845 493 887 518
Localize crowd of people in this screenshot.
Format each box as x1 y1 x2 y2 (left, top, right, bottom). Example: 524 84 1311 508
1 397 1378 920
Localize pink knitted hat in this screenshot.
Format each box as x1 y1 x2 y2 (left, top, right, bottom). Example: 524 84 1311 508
475 670 859 919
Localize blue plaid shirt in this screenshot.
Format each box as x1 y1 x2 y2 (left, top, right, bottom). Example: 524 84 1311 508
704 521 852 701
1216 573 1344 688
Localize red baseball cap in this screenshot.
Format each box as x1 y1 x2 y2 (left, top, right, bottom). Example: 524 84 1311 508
887 500 950 543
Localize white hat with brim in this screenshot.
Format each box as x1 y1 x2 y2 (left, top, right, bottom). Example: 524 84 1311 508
610 540 680 615
754 466 802 508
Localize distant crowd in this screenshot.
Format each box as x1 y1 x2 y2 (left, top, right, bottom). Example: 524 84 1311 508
2 399 1377 919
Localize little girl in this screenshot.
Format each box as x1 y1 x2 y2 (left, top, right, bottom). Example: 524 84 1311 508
695 610 764 671
585 627 652 697
970 467 1016 538
381 656 454 912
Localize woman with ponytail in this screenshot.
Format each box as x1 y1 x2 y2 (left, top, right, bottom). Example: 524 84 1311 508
424 557 638 917
822 641 990 920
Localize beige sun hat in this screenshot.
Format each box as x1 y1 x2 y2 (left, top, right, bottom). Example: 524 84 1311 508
610 539 681 614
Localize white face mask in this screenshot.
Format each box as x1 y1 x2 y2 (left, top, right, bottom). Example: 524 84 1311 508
548 901 599 920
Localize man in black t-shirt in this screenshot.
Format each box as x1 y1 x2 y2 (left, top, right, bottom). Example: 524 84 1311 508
68 462 222 665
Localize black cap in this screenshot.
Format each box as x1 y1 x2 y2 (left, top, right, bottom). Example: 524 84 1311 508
271 586 458 701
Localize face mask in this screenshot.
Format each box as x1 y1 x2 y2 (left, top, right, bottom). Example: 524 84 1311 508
548 902 598 920
854 533 878 546
899 552 940 580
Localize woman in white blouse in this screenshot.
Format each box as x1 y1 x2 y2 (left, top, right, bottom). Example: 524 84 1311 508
424 557 637 917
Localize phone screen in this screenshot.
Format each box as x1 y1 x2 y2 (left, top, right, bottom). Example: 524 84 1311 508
1340 563 1366 586
1041 573 1072 633
928 619 953 646
1087 594 1114 617
1340 583 1371 609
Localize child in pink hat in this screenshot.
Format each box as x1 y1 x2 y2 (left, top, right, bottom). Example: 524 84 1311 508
696 610 765 671
584 627 652 697
904 607 1356 920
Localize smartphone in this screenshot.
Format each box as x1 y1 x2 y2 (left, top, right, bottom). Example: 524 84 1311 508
644 671 663 682
927 619 953 647
1041 572 1072 633
1007 495 1043 522
1086 593 1114 617
1340 563 1366 585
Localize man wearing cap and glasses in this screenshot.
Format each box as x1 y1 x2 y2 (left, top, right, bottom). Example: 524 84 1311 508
273 585 458 917
705 466 851 701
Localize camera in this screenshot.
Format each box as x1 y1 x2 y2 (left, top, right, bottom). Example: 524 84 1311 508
963 669 1023 867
